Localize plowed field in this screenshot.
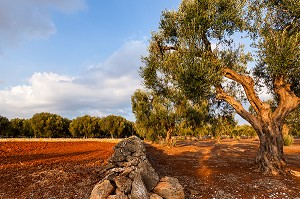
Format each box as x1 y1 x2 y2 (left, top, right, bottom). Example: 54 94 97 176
0 138 299 198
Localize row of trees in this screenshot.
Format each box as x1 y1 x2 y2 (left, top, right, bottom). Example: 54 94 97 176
0 113 135 138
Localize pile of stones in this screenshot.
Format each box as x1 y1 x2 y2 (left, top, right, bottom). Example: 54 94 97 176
90 136 184 199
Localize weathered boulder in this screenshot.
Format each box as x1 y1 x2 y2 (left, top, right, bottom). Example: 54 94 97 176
90 180 114 199
153 177 185 199
114 176 132 194
131 172 149 199
137 160 160 191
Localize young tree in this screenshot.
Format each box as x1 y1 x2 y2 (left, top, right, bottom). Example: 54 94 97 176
132 89 211 143
141 0 299 174
132 89 177 143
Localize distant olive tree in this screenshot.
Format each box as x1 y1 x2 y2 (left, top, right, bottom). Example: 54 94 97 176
0 115 10 137
10 118 33 137
30 112 68 138
100 115 135 138
69 115 101 138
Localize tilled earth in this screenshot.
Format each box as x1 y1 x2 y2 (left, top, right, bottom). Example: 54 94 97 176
0 138 299 199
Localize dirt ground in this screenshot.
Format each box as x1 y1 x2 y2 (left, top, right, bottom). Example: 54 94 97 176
0 138 299 199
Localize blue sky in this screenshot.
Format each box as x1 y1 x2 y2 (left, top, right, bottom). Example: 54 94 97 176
0 0 181 120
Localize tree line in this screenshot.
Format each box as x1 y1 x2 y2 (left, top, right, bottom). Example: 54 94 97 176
0 113 135 138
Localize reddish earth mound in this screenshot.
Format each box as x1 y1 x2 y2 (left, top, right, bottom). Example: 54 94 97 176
0 139 299 198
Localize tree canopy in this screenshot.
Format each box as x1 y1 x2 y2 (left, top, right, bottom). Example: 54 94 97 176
141 0 300 175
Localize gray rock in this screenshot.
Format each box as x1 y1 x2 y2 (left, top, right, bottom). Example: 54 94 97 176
149 192 163 199
90 180 115 199
116 136 146 153
120 166 134 177
114 176 132 194
131 173 149 199
110 148 126 162
153 177 184 199
116 188 129 199
138 160 160 191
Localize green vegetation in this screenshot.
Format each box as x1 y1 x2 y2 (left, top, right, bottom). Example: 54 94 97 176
283 134 294 146
0 113 135 139
137 0 300 174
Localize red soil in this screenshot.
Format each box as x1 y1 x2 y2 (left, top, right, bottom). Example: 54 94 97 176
0 140 116 199
0 138 299 198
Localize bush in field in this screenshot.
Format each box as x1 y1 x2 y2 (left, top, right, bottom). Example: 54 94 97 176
69 115 101 138
30 112 70 138
283 134 294 146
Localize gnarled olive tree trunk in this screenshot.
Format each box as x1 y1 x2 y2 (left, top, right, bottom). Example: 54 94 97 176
217 69 300 175
253 119 286 175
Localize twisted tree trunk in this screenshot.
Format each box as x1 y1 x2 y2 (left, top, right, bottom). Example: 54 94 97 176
254 120 286 175
216 69 300 175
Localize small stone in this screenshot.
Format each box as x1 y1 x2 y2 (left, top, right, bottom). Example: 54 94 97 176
153 177 184 199
110 148 126 162
105 163 115 170
120 166 134 177
149 192 163 199
114 176 132 194
105 172 117 181
132 151 145 157
116 188 129 199
129 170 137 180
131 173 149 199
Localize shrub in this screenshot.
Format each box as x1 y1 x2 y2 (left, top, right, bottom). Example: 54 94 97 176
283 134 294 146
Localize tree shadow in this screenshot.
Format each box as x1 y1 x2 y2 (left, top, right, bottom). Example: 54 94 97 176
144 142 214 198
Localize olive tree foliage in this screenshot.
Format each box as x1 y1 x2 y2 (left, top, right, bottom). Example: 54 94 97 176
100 115 135 138
0 115 10 137
69 115 101 138
30 112 70 138
141 0 300 175
132 89 211 143
285 106 300 137
9 118 33 137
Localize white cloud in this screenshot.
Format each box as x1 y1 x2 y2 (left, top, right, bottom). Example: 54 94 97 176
0 40 147 120
0 0 87 48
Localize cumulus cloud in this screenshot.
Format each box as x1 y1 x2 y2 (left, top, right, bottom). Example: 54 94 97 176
0 40 147 120
0 0 86 48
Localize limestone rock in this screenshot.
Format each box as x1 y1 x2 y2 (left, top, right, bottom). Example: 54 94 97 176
138 160 160 191
116 188 129 199
131 173 149 199
114 176 132 194
153 177 184 199
149 192 163 199
90 180 115 199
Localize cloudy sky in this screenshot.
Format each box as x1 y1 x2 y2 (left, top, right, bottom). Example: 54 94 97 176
0 0 181 120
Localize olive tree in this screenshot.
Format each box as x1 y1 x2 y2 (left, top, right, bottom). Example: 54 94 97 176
141 0 299 174
30 112 69 138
